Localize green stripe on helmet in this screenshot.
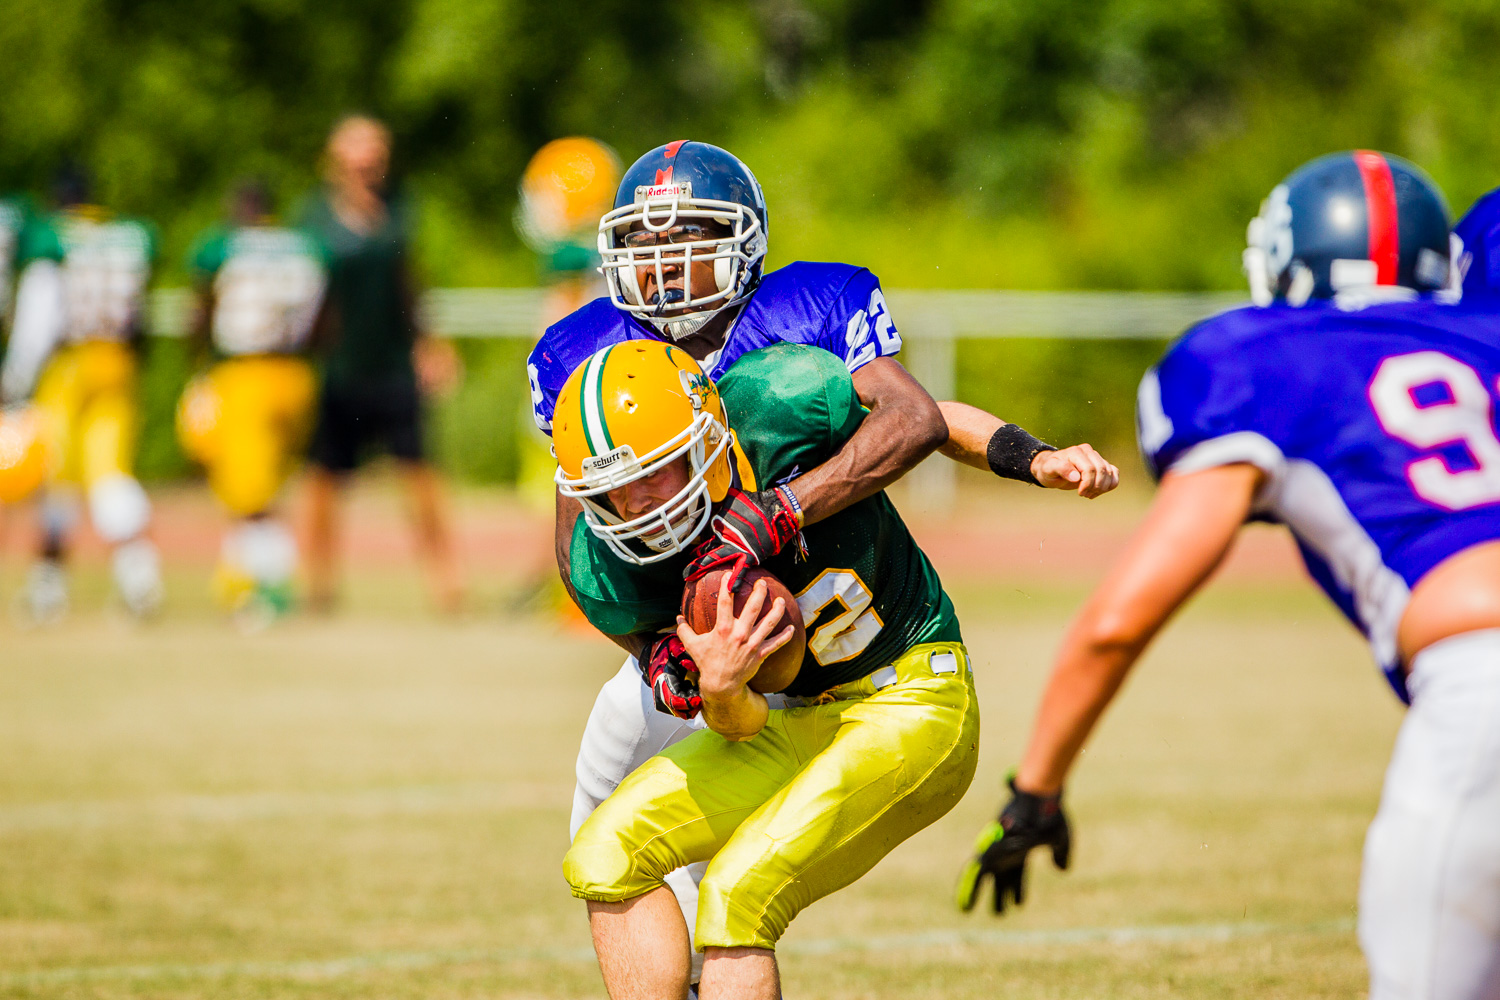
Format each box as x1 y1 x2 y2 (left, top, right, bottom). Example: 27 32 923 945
580 345 617 456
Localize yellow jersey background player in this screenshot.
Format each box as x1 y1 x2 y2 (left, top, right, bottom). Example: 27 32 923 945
1 168 161 622
178 180 327 622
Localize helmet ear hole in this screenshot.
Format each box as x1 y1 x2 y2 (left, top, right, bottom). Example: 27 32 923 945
714 246 734 293
617 263 644 306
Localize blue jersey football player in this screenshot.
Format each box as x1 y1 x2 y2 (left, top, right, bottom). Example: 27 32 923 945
957 150 1500 1000
532 139 1120 985
1453 185 1500 301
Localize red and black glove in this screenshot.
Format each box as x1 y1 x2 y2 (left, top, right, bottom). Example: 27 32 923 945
684 485 804 589
643 634 701 719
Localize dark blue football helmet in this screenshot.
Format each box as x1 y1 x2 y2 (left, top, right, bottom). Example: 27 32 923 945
598 141 768 340
1452 186 1500 300
1244 151 1451 306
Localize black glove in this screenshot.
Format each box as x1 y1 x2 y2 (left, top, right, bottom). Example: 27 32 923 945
684 485 805 590
643 634 701 719
955 776 1071 914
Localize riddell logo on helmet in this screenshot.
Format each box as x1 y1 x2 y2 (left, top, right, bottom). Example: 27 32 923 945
637 181 692 202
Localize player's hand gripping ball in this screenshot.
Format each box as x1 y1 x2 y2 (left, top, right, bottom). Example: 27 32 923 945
684 486 804 591
956 776 1072 914
681 566 806 693
643 634 702 720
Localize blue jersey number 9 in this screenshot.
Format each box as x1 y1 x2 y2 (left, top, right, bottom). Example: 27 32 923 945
1369 350 1500 510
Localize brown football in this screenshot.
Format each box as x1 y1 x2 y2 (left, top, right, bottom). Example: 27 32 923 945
681 567 806 693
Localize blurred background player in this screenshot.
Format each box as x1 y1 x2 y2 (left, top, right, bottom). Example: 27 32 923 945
0 195 47 529
0 194 27 321
298 115 463 614
1 167 162 622
516 136 621 326
514 138 621 513
178 180 327 623
955 151 1500 1000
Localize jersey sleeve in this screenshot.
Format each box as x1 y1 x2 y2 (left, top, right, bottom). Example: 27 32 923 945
820 269 902 373
16 218 64 266
719 344 866 484
1455 188 1500 299
1136 326 1284 481
567 520 682 637
187 229 228 283
526 336 573 434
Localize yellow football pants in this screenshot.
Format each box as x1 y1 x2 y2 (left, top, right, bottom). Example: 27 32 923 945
33 340 139 488
564 641 980 951
187 356 316 518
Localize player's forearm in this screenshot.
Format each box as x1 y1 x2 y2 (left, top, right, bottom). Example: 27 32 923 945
937 400 1005 470
188 288 214 354
554 492 585 611
1015 624 1148 795
700 684 769 741
1015 465 1260 793
790 360 946 525
609 632 651 661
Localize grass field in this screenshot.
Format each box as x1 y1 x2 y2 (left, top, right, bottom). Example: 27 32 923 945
0 479 1400 998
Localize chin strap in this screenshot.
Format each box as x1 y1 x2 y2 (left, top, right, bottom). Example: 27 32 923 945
652 311 715 341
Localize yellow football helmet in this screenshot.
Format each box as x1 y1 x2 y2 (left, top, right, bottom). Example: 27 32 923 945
0 405 47 503
517 137 622 251
554 341 743 564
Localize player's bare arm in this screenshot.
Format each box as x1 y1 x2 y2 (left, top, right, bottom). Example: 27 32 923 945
939 400 1120 499
782 357 947 525
675 575 793 741
187 284 214 356
553 491 586 607
956 462 1257 914
1015 462 1260 795
684 358 950 586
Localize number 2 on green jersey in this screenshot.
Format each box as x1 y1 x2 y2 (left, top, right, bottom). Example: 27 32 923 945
794 568 884 665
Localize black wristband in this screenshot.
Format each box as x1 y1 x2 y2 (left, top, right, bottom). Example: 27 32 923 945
986 423 1056 486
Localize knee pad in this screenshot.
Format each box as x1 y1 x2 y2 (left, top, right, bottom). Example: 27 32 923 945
563 827 638 902
88 474 150 543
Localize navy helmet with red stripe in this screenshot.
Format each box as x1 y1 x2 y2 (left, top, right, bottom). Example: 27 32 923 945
1244 150 1451 307
598 141 768 340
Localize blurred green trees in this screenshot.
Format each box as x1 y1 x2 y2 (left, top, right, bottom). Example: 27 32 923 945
5 0 1500 478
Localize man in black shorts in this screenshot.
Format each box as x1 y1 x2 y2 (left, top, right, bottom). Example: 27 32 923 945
299 115 463 613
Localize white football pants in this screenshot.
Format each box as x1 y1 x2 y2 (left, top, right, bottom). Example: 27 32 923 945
571 658 790 982
571 658 706 977
1361 628 1500 1000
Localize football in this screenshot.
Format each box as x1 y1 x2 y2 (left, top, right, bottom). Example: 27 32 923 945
681 567 807 693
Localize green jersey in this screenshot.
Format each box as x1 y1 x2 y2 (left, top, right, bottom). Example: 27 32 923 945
19 210 156 343
569 343 961 698
298 189 420 385
189 225 328 356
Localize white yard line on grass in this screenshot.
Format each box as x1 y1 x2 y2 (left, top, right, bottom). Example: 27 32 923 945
0 919 1357 986
0 782 569 831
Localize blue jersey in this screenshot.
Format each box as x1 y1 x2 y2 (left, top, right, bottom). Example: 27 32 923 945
1454 187 1500 300
1138 299 1500 701
527 261 901 432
